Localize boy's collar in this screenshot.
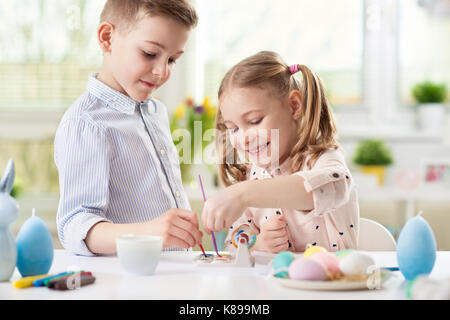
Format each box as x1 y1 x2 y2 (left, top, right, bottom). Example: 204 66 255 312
87 73 153 114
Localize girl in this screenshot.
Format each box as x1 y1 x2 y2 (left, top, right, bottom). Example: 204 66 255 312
201 51 359 253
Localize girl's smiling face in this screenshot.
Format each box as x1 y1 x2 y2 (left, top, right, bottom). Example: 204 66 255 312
220 86 301 169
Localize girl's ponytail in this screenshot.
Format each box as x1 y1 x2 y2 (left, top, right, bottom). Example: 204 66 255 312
289 64 338 172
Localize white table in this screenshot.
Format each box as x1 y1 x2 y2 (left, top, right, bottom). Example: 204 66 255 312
1 250 449 300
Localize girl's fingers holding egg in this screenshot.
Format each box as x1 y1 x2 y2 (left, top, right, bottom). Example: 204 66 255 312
263 216 287 231
270 234 289 247
272 243 289 253
270 237 289 253
263 221 287 232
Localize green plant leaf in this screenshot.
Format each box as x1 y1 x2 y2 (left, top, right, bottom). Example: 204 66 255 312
412 81 447 104
353 139 393 166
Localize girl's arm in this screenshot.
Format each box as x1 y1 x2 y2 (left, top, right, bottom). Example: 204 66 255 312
240 175 314 210
202 175 313 233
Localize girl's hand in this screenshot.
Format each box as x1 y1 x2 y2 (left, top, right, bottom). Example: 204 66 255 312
254 215 289 253
201 182 247 233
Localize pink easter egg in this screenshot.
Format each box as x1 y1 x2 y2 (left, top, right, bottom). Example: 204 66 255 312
288 257 327 281
309 252 343 279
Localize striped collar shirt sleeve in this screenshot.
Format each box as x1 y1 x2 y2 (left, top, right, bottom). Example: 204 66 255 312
54 73 190 256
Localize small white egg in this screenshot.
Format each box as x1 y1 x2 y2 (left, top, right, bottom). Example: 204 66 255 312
339 251 375 276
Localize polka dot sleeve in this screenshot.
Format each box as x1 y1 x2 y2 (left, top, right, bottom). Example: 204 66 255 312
293 161 354 216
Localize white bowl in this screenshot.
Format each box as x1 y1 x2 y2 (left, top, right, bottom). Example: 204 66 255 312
116 235 162 275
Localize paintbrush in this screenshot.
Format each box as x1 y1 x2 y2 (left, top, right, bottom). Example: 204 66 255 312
198 174 221 257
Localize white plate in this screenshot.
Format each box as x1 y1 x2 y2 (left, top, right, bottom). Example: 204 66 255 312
275 274 389 291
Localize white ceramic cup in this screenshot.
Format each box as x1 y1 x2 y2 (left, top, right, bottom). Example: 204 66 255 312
116 234 163 275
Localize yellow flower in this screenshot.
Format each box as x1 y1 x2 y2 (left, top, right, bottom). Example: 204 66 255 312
206 105 217 118
174 104 186 120
203 97 211 108
202 97 216 118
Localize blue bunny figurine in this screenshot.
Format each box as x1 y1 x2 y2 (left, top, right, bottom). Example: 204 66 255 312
0 159 20 281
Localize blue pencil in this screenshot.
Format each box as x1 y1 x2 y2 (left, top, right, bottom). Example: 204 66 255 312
33 272 73 287
383 267 400 271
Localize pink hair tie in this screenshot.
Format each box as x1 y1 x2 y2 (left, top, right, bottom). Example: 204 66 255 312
289 64 299 75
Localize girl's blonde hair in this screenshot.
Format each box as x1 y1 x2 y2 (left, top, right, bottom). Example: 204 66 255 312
216 51 339 186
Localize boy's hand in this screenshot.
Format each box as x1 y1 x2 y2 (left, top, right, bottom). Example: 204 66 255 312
142 208 203 249
201 182 247 234
254 215 289 253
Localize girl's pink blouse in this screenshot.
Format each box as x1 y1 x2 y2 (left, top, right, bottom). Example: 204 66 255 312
225 148 360 253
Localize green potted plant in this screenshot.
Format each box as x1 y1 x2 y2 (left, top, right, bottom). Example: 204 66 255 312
412 81 447 133
353 139 393 186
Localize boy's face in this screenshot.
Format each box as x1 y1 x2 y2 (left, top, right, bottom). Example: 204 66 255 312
105 15 190 101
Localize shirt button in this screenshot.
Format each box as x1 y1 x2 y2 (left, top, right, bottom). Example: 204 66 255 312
332 173 339 178
160 149 166 155
175 191 180 198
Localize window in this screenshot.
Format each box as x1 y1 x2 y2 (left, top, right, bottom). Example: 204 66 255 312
399 0 450 105
0 0 105 111
195 0 364 106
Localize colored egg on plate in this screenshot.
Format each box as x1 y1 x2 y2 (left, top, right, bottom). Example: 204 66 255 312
309 252 343 279
288 257 327 281
303 245 327 258
272 251 296 278
335 249 353 260
339 251 375 276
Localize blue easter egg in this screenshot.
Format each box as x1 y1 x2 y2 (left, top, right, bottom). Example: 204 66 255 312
273 251 295 278
397 216 436 280
16 216 54 277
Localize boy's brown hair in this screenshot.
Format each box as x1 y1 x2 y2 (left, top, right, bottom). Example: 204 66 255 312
100 0 198 34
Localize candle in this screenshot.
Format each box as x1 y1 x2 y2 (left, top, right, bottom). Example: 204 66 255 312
397 211 436 280
16 208 54 277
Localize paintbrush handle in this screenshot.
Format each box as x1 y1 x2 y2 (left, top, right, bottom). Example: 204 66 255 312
198 174 221 257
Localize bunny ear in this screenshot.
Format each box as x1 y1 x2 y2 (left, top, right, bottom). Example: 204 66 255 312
0 158 15 194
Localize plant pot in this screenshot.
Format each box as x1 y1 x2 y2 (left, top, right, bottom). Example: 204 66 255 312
361 165 386 187
417 103 445 133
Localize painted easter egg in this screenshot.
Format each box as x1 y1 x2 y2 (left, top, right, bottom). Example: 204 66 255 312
339 251 375 276
16 211 53 277
397 215 436 280
231 224 256 248
288 257 327 281
335 249 353 260
272 251 296 278
309 252 343 279
303 245 327 258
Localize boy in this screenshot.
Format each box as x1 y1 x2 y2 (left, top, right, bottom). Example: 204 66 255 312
54 0 202 256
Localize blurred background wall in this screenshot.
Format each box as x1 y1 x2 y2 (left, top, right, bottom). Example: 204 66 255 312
1 0 449 251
